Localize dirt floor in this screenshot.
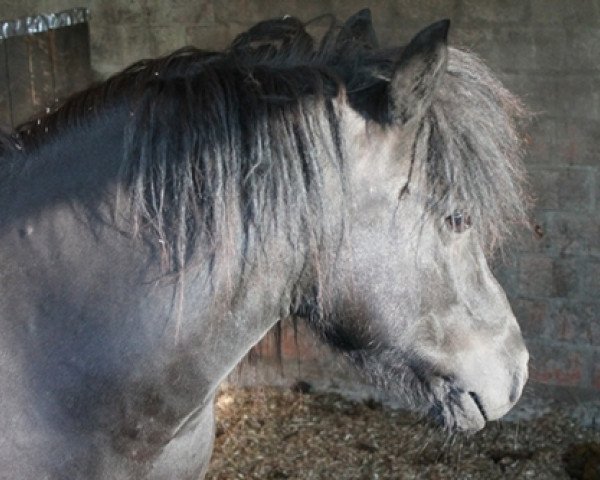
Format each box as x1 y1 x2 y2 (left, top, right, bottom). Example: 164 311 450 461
206 386 600 480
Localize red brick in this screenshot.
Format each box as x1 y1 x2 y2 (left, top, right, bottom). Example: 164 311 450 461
527 166 594 212
529 343 585 387
584 260 600 303
543 213 600 257
512 298 549 337
253 321 328 363
593 358 600 390
551 302 600 346
517 255 580 299
518 254 554 297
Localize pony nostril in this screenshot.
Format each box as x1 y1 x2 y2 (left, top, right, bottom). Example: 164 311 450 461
468 391 488 422
509 376 520 403
509 368 527 403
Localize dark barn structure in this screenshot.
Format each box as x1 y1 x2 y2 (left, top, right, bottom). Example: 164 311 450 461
0 8 91 126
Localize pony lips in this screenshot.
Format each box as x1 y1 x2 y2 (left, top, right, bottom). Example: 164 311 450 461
0 9 529 479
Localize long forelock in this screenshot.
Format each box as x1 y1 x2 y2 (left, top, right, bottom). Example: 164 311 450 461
420 47 529 252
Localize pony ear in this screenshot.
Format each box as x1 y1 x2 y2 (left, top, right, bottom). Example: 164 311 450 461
336 8 379 50
389 20 449 124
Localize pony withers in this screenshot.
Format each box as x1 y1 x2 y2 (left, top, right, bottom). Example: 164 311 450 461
0 9 529 479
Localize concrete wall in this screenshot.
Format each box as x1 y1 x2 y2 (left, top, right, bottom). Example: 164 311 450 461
1 0 599 399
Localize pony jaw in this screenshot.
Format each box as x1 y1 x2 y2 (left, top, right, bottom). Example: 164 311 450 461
344 342 527 433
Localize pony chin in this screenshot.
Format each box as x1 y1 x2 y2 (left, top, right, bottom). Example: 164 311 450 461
345 348 489 433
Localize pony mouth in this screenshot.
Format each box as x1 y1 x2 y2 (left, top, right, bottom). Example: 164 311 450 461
345 348 493 432
468 391 488 423
427 385 489 432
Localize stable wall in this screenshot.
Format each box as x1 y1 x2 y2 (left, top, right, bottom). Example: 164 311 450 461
1 0 599 400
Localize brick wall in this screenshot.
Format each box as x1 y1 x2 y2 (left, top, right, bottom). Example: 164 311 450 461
2 0 599 399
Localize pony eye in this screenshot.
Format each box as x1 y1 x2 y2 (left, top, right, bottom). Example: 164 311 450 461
445 211 472 233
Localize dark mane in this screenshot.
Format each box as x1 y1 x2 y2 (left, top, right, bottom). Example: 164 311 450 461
6 15 527 269
13 47 224 150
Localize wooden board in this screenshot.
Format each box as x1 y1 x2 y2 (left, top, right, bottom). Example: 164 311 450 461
0 41 12 129
4 31 55 125
49 23 92 101
0 20 92 128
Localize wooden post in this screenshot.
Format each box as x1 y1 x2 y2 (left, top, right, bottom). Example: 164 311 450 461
49 23 92 102
0 42 12 129
0 8 91 128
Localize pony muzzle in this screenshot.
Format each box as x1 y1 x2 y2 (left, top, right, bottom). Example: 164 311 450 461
431 337 529 432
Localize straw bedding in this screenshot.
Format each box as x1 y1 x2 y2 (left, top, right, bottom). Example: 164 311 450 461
206 386 600 480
